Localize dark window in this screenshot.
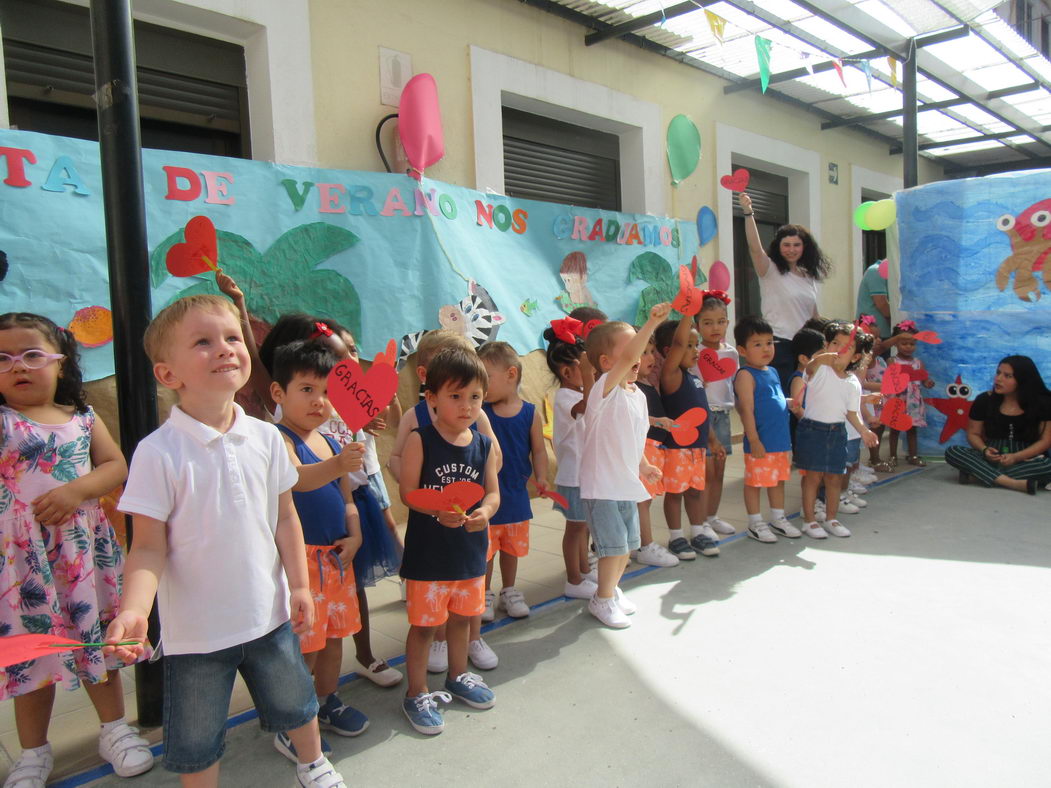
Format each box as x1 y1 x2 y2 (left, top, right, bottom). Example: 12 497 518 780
860 190 888 272
731 168 789 319
2 0 249 157
502 107 621 210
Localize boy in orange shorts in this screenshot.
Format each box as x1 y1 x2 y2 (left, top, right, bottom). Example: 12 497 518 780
270 340 368 752
733 316 801 542
398 348 501 735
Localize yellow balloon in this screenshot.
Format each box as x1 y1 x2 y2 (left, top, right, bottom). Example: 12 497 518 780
865 199 897 231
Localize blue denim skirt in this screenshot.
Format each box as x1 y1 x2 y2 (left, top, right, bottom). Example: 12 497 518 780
794 418 848 474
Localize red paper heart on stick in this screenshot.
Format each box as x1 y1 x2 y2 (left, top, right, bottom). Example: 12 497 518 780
405 481 485 516
537 487 569 508
374 339 398 368
0 634 138 669
906 366 929 382
881 363 910 396
698 348 737 382
880 398 913 431
328 353 399 433
912 330 942 344
669 407 708 446
165 216 218 277
720 168 750 192
671 265 703 316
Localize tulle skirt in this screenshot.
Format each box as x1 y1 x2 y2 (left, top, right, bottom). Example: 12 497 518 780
351 485 401 587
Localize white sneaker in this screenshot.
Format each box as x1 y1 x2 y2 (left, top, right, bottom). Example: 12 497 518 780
564 577 599 599
699 524 720 542
769 516 802 538
468 638 498 670
826 519 852 537
747 523 778 543
613 587 637 615
802 521 828 539
481 590 496 622
838 496 860 515
706 517 736 535
588 596 630 628
856 468 878 483
582 569 598 584
297 756 346 788
427 640 448 673
499 587 530 618
635 541 680 567
848 480 869 495
814 499 827 523
4 744 53 788
845 492 868 508
98 722 154 778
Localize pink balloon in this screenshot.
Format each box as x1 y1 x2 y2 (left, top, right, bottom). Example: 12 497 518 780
398 74 445 180
878 258 889 279
708 260 731 292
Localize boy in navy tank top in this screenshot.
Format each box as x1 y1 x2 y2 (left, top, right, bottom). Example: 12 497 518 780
271 342 370 746
398 348 501 735
733 316 800 543
478 343 548 625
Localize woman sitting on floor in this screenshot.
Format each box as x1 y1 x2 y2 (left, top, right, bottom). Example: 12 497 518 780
945 355 1051 495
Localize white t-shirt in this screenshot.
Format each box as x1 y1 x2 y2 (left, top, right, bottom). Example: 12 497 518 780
845 372 864 440
579 373 649 502
693 343 739 410
803 365 861 426
119 404 299 656
319 414 370 489
552 388 584 487
758 264 820 339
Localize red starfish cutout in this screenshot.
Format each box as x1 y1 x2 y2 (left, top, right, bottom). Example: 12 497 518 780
924 375 973 443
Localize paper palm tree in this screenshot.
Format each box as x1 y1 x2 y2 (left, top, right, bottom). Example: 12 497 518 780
628 251 706 325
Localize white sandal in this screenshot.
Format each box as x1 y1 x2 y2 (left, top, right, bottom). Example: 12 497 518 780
358 659 403 687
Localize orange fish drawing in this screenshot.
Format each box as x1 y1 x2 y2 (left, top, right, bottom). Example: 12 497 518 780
995 199 1051 301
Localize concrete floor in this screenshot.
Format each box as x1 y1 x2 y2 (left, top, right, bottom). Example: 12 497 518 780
60 463 1050 788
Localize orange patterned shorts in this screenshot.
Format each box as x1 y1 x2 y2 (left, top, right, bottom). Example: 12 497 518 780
487 521 530 560
744 451 792 488
405 576 486 627
662 448 707 494
300 545 361 654
642 439 666 498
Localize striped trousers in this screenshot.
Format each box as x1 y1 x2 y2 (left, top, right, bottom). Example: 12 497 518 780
945 438 1051 487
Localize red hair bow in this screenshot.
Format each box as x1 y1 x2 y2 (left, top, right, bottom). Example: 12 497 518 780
700 290 731 305
550 317 584 344
310 321 333 339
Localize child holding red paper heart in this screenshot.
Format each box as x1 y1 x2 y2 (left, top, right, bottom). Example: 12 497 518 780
478 342 549 625
0 313 154 785
694 291 740 537
398 348 501 734
655 312 726 561
579 304 671 629
884 320 935 467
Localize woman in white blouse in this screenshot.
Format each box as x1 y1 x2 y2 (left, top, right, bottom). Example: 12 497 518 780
739 192 830 394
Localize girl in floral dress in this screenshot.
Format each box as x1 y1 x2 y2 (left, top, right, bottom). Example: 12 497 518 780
885 319 936 467
0 313 152 787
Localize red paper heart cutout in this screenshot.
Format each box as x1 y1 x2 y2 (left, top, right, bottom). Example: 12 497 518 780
537 486 569 508
404 488 449 512
373 338 398 368
165 216 218 277
698 348 737 382
328 357 399 433
906 366 929 382
881 363 910 396
719 168 750 192
912 330 941 344
671 265 703 316
405 481 485 515
669 407 708 446
880 397 913 431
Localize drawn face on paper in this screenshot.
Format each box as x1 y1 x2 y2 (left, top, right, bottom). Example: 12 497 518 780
560 271 593 303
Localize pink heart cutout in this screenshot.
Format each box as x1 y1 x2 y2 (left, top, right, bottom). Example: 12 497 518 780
720 169 750 192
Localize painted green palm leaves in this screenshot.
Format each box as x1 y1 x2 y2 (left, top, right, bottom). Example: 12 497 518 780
628 251 706 325
150 222 362 338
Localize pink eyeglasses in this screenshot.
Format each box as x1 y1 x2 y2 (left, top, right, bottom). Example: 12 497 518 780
0 350 66 374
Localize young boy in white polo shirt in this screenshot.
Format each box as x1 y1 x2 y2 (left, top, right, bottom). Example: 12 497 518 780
580 302 671 629
105 295 351 788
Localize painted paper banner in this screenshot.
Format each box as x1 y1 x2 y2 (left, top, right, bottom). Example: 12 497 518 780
0 129 698 381
897 169 1051 454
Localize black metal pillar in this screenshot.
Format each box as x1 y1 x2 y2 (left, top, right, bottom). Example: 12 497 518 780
902 38 919 188
88 0 163 728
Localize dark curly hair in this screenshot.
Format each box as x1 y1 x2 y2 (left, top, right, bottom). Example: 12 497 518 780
767 224 831 281
0 312 88 412
543 326 584 383
259 313 348 376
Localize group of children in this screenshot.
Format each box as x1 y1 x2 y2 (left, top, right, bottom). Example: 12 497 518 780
0 269 936 786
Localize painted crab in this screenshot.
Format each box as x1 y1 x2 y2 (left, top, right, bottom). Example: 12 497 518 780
995 199 1051 301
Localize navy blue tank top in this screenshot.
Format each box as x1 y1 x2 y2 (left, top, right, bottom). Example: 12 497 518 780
638 382 670 444
660 370 711 450
276 425 348 546
400 424 491 581
414 399 478 432
482 401 534 524
738 366 791 453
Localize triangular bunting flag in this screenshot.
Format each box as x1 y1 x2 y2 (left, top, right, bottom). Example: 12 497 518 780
889 56 898 87
706 10 727 44
832 58 846 88
861 60 872 92
755 36 772 93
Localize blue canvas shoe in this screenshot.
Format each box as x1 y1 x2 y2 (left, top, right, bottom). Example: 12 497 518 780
444 672 495 710
318 694 369 737
402 691 451 735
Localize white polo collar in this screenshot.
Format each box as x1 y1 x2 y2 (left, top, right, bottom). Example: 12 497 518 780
167 403 251 445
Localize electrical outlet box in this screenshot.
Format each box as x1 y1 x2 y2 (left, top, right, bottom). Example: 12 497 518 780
379 47 412 107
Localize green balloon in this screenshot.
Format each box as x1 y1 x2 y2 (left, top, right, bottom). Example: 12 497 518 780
866 198 897 231
853 201 875 231
667 114 701 185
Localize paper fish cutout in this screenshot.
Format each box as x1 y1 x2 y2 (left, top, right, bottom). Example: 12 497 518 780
668 407 708 446
520 298 539 316
879 397 913 431
698 348 736 382
165 216 218 277
0 634 139 669
720 168 750 192
328 346 399 432
405 481 485 517
671 265 704 316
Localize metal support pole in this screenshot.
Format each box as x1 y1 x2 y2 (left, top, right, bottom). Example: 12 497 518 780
902 38 919 188
88 0 163 728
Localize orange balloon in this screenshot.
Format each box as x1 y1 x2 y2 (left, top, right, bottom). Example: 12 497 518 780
67 306 113 348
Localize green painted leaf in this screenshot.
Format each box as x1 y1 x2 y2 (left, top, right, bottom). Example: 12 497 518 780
627 252 675 286
261 223 359 273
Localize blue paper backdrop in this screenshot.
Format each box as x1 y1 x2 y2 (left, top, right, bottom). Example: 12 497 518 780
897 168 1051 454
0 129 700 381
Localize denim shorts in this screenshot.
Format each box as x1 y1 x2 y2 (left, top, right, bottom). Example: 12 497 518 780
367 471 391 510
583 498 641 558
794 418 848 475
553 484 587 522
709 409 733 455
845 437 861 466
162 621 318 773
